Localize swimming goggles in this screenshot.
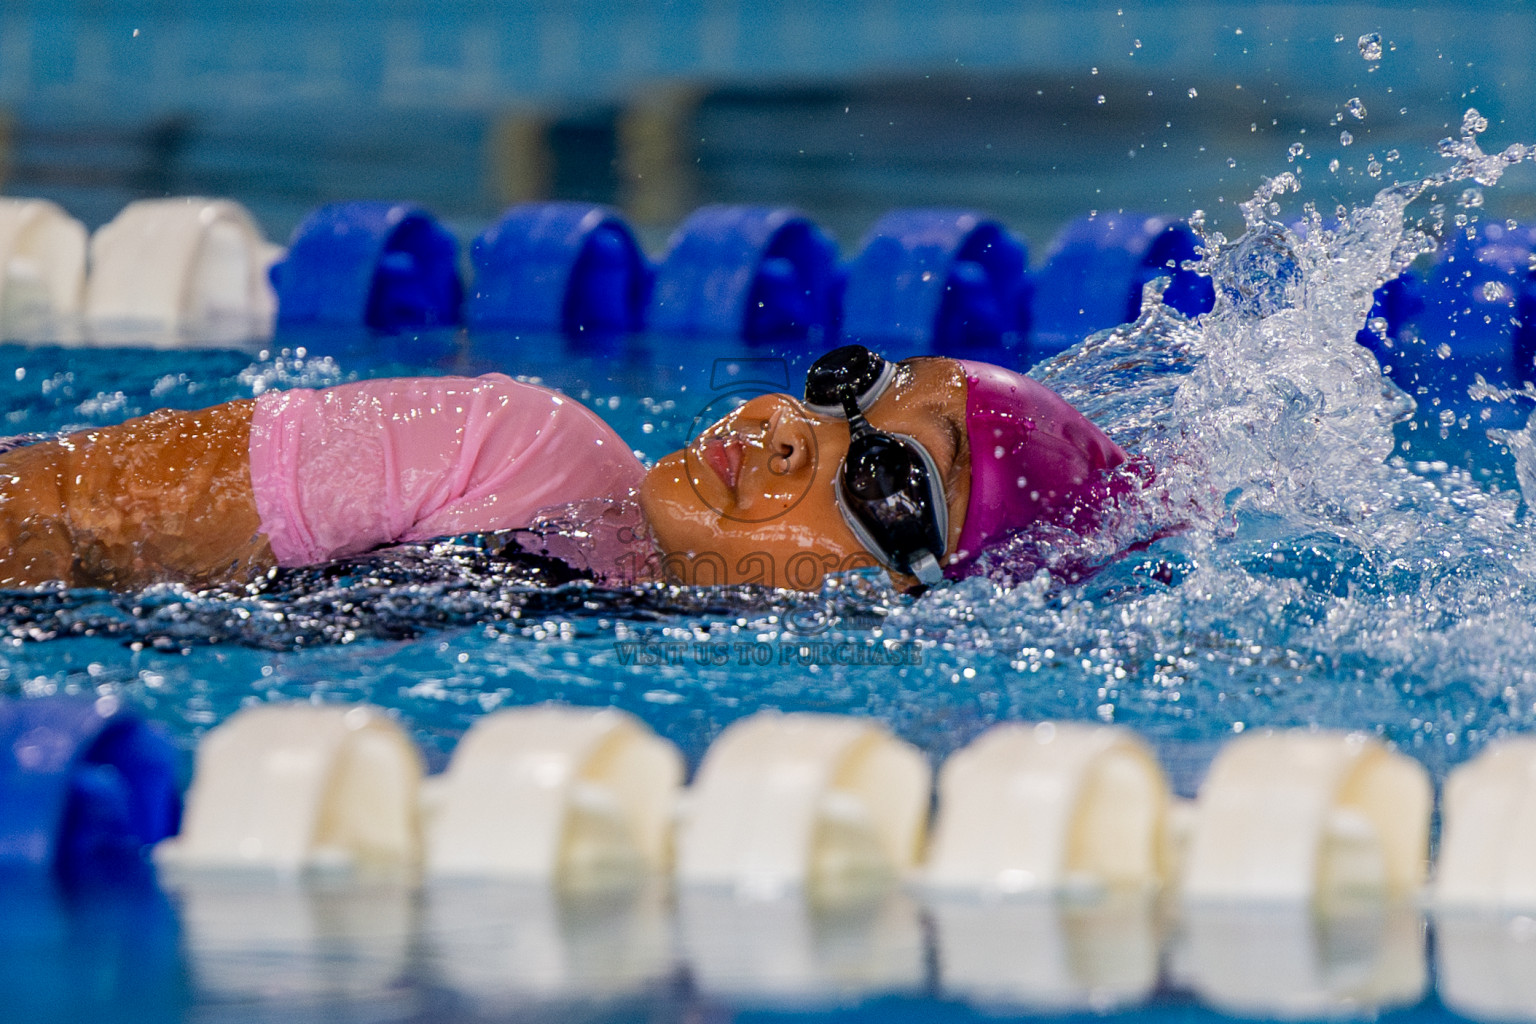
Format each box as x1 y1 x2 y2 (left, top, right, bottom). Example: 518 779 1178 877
803 345 948 586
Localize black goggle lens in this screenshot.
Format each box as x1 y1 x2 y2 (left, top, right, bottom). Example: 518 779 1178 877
842 436 946 565
845 435 921 501
804 344 889 413
804 345 948 582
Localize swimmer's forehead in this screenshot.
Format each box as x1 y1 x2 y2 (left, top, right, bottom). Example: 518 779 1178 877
885 356 966 404
767 354 963 419
866 357 968 464
785 355 965 425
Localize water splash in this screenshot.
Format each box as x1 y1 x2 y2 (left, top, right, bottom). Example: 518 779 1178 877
237 347 351 396
1488 410 1536 507
899 109 1536 779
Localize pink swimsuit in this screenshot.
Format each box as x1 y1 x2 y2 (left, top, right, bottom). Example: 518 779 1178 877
248 374 646 567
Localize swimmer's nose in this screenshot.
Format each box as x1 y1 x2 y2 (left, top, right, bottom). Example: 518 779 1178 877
766 404 817 476
730 393 819 477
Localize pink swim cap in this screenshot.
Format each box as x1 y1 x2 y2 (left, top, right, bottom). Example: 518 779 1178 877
945 360 1128 578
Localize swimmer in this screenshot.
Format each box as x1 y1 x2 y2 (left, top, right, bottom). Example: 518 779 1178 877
0 346 1126 592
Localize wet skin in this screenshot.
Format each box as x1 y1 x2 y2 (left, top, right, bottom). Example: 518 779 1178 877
0 400 273 589
639 357 973 590
0 360 970 592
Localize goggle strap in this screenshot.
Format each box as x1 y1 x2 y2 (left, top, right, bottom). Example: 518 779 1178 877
909 551 943 586
803 357 897 419
843 396 873 436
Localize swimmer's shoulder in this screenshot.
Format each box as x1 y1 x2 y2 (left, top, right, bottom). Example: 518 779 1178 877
258 374 605 438
265 372 565 411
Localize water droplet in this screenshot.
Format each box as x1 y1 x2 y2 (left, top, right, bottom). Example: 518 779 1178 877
1368 158 1384 178
1367 316 1390 338
1227 157 1238 168
1091 66 1100 75
1462 108 1489 135
1334 33 1345 43
1347 97 1367 120
1188 87 1198 98
1134 38 1142 48
1482 281 1511 302
1339 130 1354 146
1097 94 1106 105
1385 149 1400 162
1460 187 1485 208
1329 158 1340 173
1288 143 1305 162
1357 32 1382 61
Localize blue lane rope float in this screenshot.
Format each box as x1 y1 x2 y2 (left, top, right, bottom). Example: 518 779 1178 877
13 190 1535 385
648 205 839 344
1514 259 1536 382
467 202 652 338
1031 213 1214 361
839 209 1031 359
1406 221 1536 403
0 696 181 882
1355 271 1425 363
270 201 462 332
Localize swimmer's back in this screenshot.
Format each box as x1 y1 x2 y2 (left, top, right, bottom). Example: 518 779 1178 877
250 373 647 566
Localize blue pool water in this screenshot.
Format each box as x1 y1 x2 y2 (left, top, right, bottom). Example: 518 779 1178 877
5 116 1536 1022
4 119 1532 785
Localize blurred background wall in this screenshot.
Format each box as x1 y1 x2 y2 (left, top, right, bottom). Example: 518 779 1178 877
0 0 1532 253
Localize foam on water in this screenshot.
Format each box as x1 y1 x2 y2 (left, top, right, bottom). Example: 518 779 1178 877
3 111 1536 786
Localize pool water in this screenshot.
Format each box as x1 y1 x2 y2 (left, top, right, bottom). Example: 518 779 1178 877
4 115 1536 1023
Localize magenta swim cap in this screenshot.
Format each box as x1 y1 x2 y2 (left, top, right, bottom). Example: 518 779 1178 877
945 361 1128 578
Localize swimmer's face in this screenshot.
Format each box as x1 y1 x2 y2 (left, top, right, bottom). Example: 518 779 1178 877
639 357 971 590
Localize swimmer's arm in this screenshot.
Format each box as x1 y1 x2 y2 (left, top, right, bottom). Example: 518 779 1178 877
0 440 76 586
0 400 274 590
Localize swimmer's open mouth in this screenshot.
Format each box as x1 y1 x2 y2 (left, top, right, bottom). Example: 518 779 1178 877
701 436 744 493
